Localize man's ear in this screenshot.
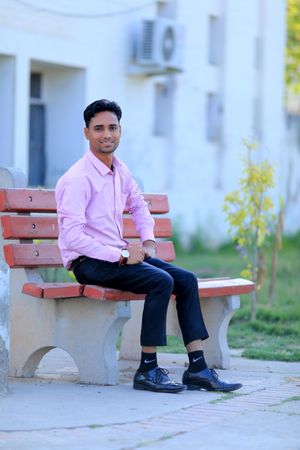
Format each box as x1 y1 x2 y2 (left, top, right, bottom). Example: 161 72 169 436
84 127 89 140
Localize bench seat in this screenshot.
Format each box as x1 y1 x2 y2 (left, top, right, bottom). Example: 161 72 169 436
23 278 254 300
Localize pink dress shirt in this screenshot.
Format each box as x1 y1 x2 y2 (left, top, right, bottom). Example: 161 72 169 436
55 151 155 269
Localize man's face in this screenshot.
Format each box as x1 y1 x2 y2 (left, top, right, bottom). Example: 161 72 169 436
84 111 121 156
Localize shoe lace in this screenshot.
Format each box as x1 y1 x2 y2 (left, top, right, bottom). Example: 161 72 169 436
210 368 220 381
156 367 169 381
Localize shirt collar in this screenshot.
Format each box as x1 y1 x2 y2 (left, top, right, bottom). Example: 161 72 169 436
85 151 122 175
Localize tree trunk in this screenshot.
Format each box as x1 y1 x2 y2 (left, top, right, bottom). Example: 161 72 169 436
268 207 283 307
251 287 258 321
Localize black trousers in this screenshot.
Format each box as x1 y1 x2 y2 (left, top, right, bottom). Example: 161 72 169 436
73 256 209 347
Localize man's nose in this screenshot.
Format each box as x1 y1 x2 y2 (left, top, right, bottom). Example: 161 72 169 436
102 128 112 138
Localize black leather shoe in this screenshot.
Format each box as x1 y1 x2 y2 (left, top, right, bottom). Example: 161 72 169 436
182 368 242 392
133 367 186 393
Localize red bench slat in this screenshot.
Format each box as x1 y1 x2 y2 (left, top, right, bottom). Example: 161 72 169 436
1 216 172 239
142 194 169 213
123 217 172 238
3 241 176 268
1 215 58 239
82 278 254 301
23 282 84 298
197 278 254 297
4 244 62 268
83 285 146 301
0 189 56 212
0 189 169 214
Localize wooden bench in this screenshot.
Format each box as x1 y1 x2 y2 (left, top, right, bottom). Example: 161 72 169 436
0 167 255 385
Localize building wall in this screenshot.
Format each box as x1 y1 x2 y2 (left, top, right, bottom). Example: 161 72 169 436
0 0 298 241
284 114 300 233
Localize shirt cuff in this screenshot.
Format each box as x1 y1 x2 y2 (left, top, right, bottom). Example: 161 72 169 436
140 231 155 243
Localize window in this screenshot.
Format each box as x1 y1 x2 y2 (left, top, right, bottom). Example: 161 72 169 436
30 73 42 99
208 16 222 66
29 72 45 186
254 36 262 70
153 81 174 137
206 93 222 142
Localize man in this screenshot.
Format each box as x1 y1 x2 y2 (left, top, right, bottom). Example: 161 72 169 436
55 99 242 394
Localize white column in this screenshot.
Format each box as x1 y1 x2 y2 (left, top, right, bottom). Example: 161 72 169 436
0 55 15 167
13 54 30 176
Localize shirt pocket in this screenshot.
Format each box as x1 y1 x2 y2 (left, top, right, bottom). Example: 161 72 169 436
119 193 128 212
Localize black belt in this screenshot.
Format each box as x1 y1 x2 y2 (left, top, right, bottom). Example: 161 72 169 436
70 256 87 271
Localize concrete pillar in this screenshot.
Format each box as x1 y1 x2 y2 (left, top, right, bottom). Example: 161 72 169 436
0 261 9 394
0 167 27 394
13 55 30 175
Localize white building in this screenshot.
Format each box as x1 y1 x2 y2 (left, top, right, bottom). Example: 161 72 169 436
0 0 299 243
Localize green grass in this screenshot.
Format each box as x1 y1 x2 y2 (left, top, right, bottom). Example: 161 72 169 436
160 233 300 362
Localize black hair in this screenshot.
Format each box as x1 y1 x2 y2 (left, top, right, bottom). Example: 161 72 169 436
83 99 122 127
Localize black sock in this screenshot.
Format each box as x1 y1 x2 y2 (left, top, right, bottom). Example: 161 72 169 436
138 352 158 372
188 350 207 373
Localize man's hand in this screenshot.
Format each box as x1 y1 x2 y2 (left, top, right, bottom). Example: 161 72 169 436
126 243 144 265
143 240 156 259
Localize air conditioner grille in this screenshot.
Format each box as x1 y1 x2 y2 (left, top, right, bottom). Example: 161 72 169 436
142 21 154 60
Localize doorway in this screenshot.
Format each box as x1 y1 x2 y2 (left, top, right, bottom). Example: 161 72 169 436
28 73 46 186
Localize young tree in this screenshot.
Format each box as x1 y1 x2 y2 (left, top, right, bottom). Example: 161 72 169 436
223 140 278 320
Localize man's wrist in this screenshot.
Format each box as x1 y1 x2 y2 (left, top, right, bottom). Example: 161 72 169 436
143 241 156 259
119 248 130 266
143 240 156 247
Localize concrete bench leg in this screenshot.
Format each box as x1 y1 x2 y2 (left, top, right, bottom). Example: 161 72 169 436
9 283 131 385
199 295 240 369
119 300 144 360
57 299 131 385
120 296 240 369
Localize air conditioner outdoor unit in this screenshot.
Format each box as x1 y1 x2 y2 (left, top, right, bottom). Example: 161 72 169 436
131 18 185 75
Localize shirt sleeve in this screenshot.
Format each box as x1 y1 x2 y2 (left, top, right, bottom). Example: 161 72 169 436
55 176 122 263
123 168 155 243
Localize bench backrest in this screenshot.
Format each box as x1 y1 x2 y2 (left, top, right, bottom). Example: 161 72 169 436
0 188 175 269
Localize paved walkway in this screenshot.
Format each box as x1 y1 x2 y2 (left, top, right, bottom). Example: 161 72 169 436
0 349 299 449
